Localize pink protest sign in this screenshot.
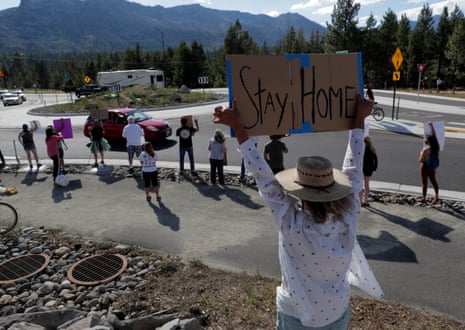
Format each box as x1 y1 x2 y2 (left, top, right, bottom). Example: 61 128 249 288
53 118 73 139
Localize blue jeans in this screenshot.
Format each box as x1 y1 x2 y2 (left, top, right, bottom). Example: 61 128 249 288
179 147 195 172
277 307 350 330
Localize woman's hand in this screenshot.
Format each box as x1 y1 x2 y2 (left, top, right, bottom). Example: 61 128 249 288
354 93 374 129
213 99 249 144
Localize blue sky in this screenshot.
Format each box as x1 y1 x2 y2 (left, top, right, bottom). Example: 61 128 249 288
1 0 464 26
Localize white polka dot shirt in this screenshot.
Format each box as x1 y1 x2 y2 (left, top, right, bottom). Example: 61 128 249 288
239 129 384 327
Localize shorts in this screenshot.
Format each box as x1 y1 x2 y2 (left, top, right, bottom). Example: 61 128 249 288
127 145 142 159
23 142 36 151
142 170 159 188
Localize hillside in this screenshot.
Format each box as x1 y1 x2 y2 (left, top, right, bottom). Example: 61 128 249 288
0 0 326 52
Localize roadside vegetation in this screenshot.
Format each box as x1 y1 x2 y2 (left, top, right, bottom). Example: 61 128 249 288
31 86 225 114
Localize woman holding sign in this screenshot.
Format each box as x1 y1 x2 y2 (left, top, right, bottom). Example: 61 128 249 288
418 122 440 204
213 95 383 329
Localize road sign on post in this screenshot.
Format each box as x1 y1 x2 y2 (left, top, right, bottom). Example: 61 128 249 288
391 48 403 120
84 76 92 84
391 48 403 70
417 63 426 73
417 64 427 103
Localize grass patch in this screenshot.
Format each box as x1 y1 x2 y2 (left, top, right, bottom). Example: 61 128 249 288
33 86 225 114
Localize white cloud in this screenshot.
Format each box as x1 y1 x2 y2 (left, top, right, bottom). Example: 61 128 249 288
267 10 280 17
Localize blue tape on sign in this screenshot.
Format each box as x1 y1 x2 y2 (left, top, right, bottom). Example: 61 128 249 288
288 121 313 134
226 59 233 107
356 53 364 96
285 54 310 68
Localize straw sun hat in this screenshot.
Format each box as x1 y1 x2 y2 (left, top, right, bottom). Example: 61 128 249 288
275 156 352 202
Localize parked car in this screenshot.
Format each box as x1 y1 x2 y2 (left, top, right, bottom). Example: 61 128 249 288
0 90 9 100
11 90 26 102
2 92 23 106
83 108 172 143
75 84 107 98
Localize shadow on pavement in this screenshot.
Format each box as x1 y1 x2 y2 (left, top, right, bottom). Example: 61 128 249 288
51 179 83 203
148 200 180 231
366 206 452 242
20 171 48 186
186 176 263 210
358 231 418 263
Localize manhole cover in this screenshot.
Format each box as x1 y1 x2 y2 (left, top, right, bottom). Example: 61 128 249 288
0 253 50 284
67 254 127 286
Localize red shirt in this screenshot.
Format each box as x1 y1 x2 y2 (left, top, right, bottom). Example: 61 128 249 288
46 135 63 157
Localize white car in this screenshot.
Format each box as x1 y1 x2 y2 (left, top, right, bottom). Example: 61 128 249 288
11 90 26 102
2 93 23 106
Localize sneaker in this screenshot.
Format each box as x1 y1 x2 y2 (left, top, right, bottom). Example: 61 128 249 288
156 196 162 202
93 162 98 168
29 164 33 169
128 167 134 173
37 163 42 168
146 196 152 202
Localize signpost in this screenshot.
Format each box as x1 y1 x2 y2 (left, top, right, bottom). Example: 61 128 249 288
391 48 403 119
416 63 426 103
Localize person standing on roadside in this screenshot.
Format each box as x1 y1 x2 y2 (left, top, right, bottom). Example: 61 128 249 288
213 94 383 329
264 135 288 174
176 116 199 176
139 141 161 202
88 119 110 167
418 122 440 204
49 119 68 174
361 136 378 207
122 116 144 173
18 123 41 170
45 126 64 184
208 129 227 185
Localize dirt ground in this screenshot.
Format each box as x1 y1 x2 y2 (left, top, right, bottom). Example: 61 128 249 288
48 229 463 330
107 243 465 329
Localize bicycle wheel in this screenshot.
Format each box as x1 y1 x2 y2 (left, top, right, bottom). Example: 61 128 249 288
372 107 384 121
0 202 18 234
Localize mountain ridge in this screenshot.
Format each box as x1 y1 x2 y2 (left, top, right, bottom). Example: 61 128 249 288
0 0 327 52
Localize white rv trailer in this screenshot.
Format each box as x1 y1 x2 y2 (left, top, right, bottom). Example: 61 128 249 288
96 69 165 88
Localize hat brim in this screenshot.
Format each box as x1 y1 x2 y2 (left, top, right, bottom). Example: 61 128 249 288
275 167 352 202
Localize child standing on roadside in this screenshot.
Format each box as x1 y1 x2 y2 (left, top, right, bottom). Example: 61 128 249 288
139 141 161 202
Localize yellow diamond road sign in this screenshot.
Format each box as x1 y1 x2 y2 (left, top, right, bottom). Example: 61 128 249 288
84 76 92 84
392 48 403 71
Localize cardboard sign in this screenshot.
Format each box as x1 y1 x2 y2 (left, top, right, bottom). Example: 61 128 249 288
29 120 43 133
53 118 73 139
181 115 198 129
89 108 109 120
424 121 445 150
226 53 364 136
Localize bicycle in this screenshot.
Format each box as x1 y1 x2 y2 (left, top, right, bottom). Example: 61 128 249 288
0 201 18 235
372 103 385 121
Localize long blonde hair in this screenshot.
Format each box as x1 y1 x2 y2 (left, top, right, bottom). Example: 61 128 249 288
304 196 353 224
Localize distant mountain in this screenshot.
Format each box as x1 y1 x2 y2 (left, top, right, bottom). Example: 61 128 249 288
0 0 327 52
